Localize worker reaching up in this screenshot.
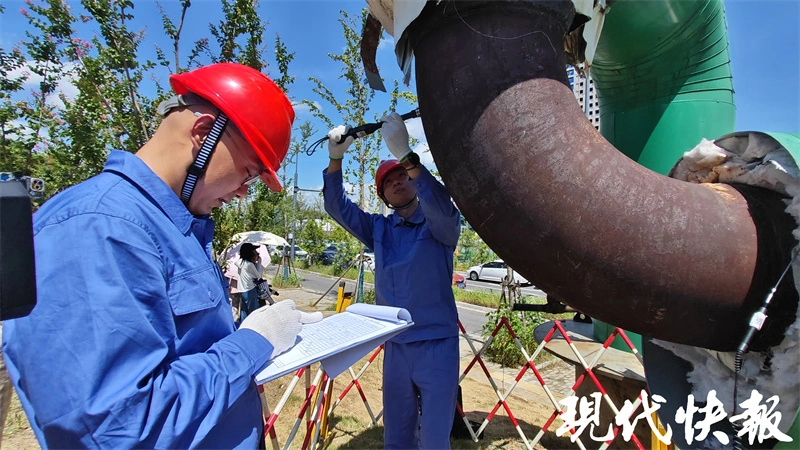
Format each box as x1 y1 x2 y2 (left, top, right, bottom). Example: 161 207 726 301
3 63 322 448
323 112 461 449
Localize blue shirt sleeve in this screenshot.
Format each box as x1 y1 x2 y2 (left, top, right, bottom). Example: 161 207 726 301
412 167 461 248
323 168 376 249
4 214 273 448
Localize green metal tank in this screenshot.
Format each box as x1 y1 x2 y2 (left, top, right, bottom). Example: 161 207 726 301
588 0 736 351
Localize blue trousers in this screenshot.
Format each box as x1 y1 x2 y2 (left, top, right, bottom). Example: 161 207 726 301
239 288 259 321
383 337 459 449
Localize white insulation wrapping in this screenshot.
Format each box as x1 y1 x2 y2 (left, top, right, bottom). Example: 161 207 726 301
657 134 800 434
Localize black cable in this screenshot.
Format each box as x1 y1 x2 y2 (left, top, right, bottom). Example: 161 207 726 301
304 136 328 157
303 108 421 156
732 248 799 449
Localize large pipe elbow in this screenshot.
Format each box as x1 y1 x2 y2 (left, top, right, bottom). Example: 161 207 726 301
407 0 794 350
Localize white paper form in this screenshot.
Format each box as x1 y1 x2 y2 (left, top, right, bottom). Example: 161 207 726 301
255 304 413 384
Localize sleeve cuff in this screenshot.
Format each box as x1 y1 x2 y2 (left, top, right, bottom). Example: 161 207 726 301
226 329 275 375
322 168 343 183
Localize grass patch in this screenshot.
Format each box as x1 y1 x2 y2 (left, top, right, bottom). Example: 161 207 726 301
452 288 503 308
452 287 547 309
270 273 301 289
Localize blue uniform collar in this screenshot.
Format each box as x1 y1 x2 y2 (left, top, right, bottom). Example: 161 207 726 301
102 150 201 234
389 202 425 227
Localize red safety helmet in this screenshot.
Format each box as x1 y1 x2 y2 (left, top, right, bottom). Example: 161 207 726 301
168 63 295 192
375 159 405 199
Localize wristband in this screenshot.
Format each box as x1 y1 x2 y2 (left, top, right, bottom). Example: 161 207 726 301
401 152 420 170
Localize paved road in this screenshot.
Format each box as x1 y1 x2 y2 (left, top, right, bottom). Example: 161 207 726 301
454 271 545 298
294 269 495 339
292 267 544 298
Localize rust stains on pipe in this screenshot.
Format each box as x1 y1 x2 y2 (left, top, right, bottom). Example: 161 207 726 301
407 0 760 350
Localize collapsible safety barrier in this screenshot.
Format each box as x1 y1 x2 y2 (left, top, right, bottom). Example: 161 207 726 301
457 316 653 449
260 314 657 449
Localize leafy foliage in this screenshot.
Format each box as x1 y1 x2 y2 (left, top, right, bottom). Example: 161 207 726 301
329 223 363 275
303 8 415 212
456 227 494 269
1 2 416 263
481 304 546 368
298 219 327 264
271 272 301 289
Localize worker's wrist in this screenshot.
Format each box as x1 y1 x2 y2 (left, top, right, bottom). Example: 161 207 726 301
401 152 420 171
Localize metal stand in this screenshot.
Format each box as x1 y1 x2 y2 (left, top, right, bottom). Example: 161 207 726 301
274 247 296 282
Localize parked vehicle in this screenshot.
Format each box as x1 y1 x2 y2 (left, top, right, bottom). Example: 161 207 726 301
453 273 466 289
351 251 375 272
466 260 530 285
362 252 375 271
320 244 339 265
270 244 308 260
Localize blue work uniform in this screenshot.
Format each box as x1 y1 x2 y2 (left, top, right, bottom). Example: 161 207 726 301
323 166 461 449
3 151 274 448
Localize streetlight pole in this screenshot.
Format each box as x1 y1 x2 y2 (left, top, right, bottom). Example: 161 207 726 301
287 155 299 279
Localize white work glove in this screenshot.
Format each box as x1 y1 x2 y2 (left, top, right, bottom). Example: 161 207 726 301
327 125 353 160
380 112 412 161
239 299 323 358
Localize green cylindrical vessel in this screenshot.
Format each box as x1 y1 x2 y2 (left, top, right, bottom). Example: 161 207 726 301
589 0 736 351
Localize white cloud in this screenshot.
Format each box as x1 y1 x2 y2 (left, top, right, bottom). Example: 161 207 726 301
292 100 321 116
402 118 440 171
6 118 36 140
413 141 438 173
404 117 426 142
8 60 80 109
378 36 393 51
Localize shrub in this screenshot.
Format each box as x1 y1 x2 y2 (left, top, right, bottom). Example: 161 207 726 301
481 303 547 368
361 288 376 305
271 273 301 289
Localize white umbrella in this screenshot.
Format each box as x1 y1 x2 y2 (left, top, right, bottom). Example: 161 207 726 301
220 231 289 290
231 231 288 247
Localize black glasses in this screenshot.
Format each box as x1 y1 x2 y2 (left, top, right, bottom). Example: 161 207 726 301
224 127 264 187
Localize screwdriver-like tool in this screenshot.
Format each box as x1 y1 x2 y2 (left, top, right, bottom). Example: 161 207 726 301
304 108 421 156
335 108 421 143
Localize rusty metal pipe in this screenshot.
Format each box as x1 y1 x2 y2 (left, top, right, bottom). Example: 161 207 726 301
407 0 769 350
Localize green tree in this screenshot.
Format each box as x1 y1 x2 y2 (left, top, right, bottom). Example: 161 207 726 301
212 30 297 256
2 0 299 258
298 219 327 264
304 8 415 212
0 40 33 174
458 228 493 268
329 224 362 274
482 304 544 367
279 120 315 243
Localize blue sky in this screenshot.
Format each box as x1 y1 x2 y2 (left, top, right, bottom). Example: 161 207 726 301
2 0 798 195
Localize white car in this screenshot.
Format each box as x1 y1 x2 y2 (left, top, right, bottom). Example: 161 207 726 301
270 244 308 260
358 251 375 272
467 260 530 285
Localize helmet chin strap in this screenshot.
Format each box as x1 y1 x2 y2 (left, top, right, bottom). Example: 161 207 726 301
386 196 417 211
180 113 229 206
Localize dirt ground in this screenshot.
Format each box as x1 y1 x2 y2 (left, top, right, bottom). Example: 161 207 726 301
3 392 39 450
1 288 587 449
260 353 579 450
2 358 579 450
